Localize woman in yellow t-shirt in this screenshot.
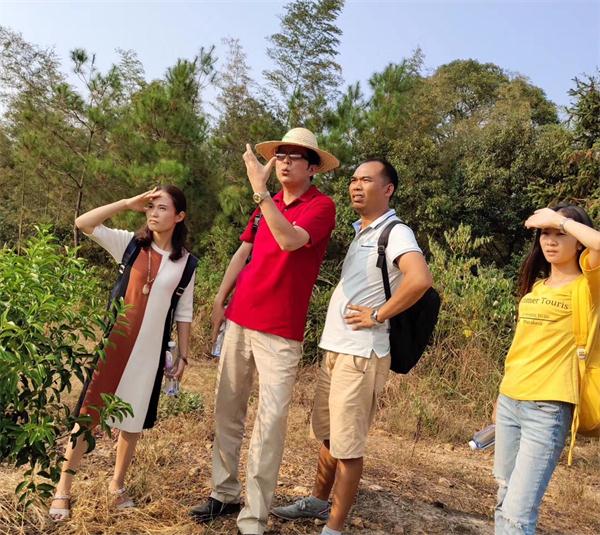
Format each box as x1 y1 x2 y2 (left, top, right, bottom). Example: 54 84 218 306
494 203 600 535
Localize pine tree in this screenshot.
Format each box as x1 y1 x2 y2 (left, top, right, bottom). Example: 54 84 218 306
264 0 344 130
569 73 600 149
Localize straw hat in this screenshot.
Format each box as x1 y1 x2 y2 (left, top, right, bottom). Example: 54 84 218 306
255 127 340 173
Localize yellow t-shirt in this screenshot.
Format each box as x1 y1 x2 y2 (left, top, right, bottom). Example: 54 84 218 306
500 249 600 404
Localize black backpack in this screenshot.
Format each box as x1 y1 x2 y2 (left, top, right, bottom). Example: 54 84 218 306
377 221 441 374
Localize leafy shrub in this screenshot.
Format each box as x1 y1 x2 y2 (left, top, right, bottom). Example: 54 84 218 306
158 391 204 419
380 224 517 441
425 224 515 413
302 282 335 365
0 228 131 505
429 223 516 357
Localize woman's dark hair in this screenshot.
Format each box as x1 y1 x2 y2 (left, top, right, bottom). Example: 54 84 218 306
135 185 188 261
516 202 594 299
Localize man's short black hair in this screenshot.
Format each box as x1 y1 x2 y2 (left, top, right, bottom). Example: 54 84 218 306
306 148 321 167
363 157 398 196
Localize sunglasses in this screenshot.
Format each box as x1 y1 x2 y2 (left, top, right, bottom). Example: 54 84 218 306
274 151 307 161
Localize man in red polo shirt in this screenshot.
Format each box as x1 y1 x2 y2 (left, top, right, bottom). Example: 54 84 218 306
191 128 338 535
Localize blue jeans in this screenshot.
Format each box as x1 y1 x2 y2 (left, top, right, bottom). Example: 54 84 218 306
494 394 572 535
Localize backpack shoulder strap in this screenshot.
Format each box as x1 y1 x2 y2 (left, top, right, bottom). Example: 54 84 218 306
163 252 199 342
168 253 199 317
377 220 402 300
252 212 263 236
572 276 591 359
245 213 262 265
119 237 142 273
107 238 141 310
174 253 199 302
568 276 593 465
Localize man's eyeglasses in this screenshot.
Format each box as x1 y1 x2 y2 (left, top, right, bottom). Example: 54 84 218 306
274 151 307 161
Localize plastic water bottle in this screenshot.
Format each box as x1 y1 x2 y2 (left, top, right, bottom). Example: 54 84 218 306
163 341 180 396
469 424 495 450
211 322 225 358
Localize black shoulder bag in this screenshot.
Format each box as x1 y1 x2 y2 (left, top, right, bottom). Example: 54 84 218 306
377 221 441 374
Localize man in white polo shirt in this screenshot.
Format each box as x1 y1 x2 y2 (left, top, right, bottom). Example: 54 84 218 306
272 158 433 535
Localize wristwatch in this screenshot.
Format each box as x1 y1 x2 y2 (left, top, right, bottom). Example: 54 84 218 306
370 309 384 324
253 191 271 204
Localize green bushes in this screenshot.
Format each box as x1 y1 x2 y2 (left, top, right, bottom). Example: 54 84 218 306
0 228 131 505
427 225 515 415
158 391 204 419
302 273 336 365
429 224 516 360
381 224 517 441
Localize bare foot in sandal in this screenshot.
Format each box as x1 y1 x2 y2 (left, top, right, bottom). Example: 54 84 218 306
49 494 71 521
109 482 134 510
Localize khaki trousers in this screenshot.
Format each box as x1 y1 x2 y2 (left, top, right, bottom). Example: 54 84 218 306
210 320 302 535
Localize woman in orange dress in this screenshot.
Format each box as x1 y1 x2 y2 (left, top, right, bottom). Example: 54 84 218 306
49 185 196 520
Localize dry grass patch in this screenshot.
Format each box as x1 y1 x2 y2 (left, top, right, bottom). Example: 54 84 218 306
1 358 600 534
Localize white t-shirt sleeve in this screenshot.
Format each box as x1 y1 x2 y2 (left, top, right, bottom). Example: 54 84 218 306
85 225 135 263
386 223 422 268
174 268 195 323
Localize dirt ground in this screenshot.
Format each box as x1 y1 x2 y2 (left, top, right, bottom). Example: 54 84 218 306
1 358 599 535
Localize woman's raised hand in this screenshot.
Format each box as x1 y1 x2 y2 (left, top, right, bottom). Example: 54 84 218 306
124 188 160 213
524 208 562 230
75 188 159 234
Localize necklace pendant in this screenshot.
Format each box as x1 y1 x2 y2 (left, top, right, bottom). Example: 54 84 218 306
142 283 150 295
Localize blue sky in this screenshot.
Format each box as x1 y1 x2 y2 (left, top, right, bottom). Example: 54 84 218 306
1 0 599 114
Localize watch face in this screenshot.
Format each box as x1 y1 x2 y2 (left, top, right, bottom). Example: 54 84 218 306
253 191 269 203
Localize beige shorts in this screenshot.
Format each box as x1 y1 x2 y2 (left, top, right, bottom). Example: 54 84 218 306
310 351 391 459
